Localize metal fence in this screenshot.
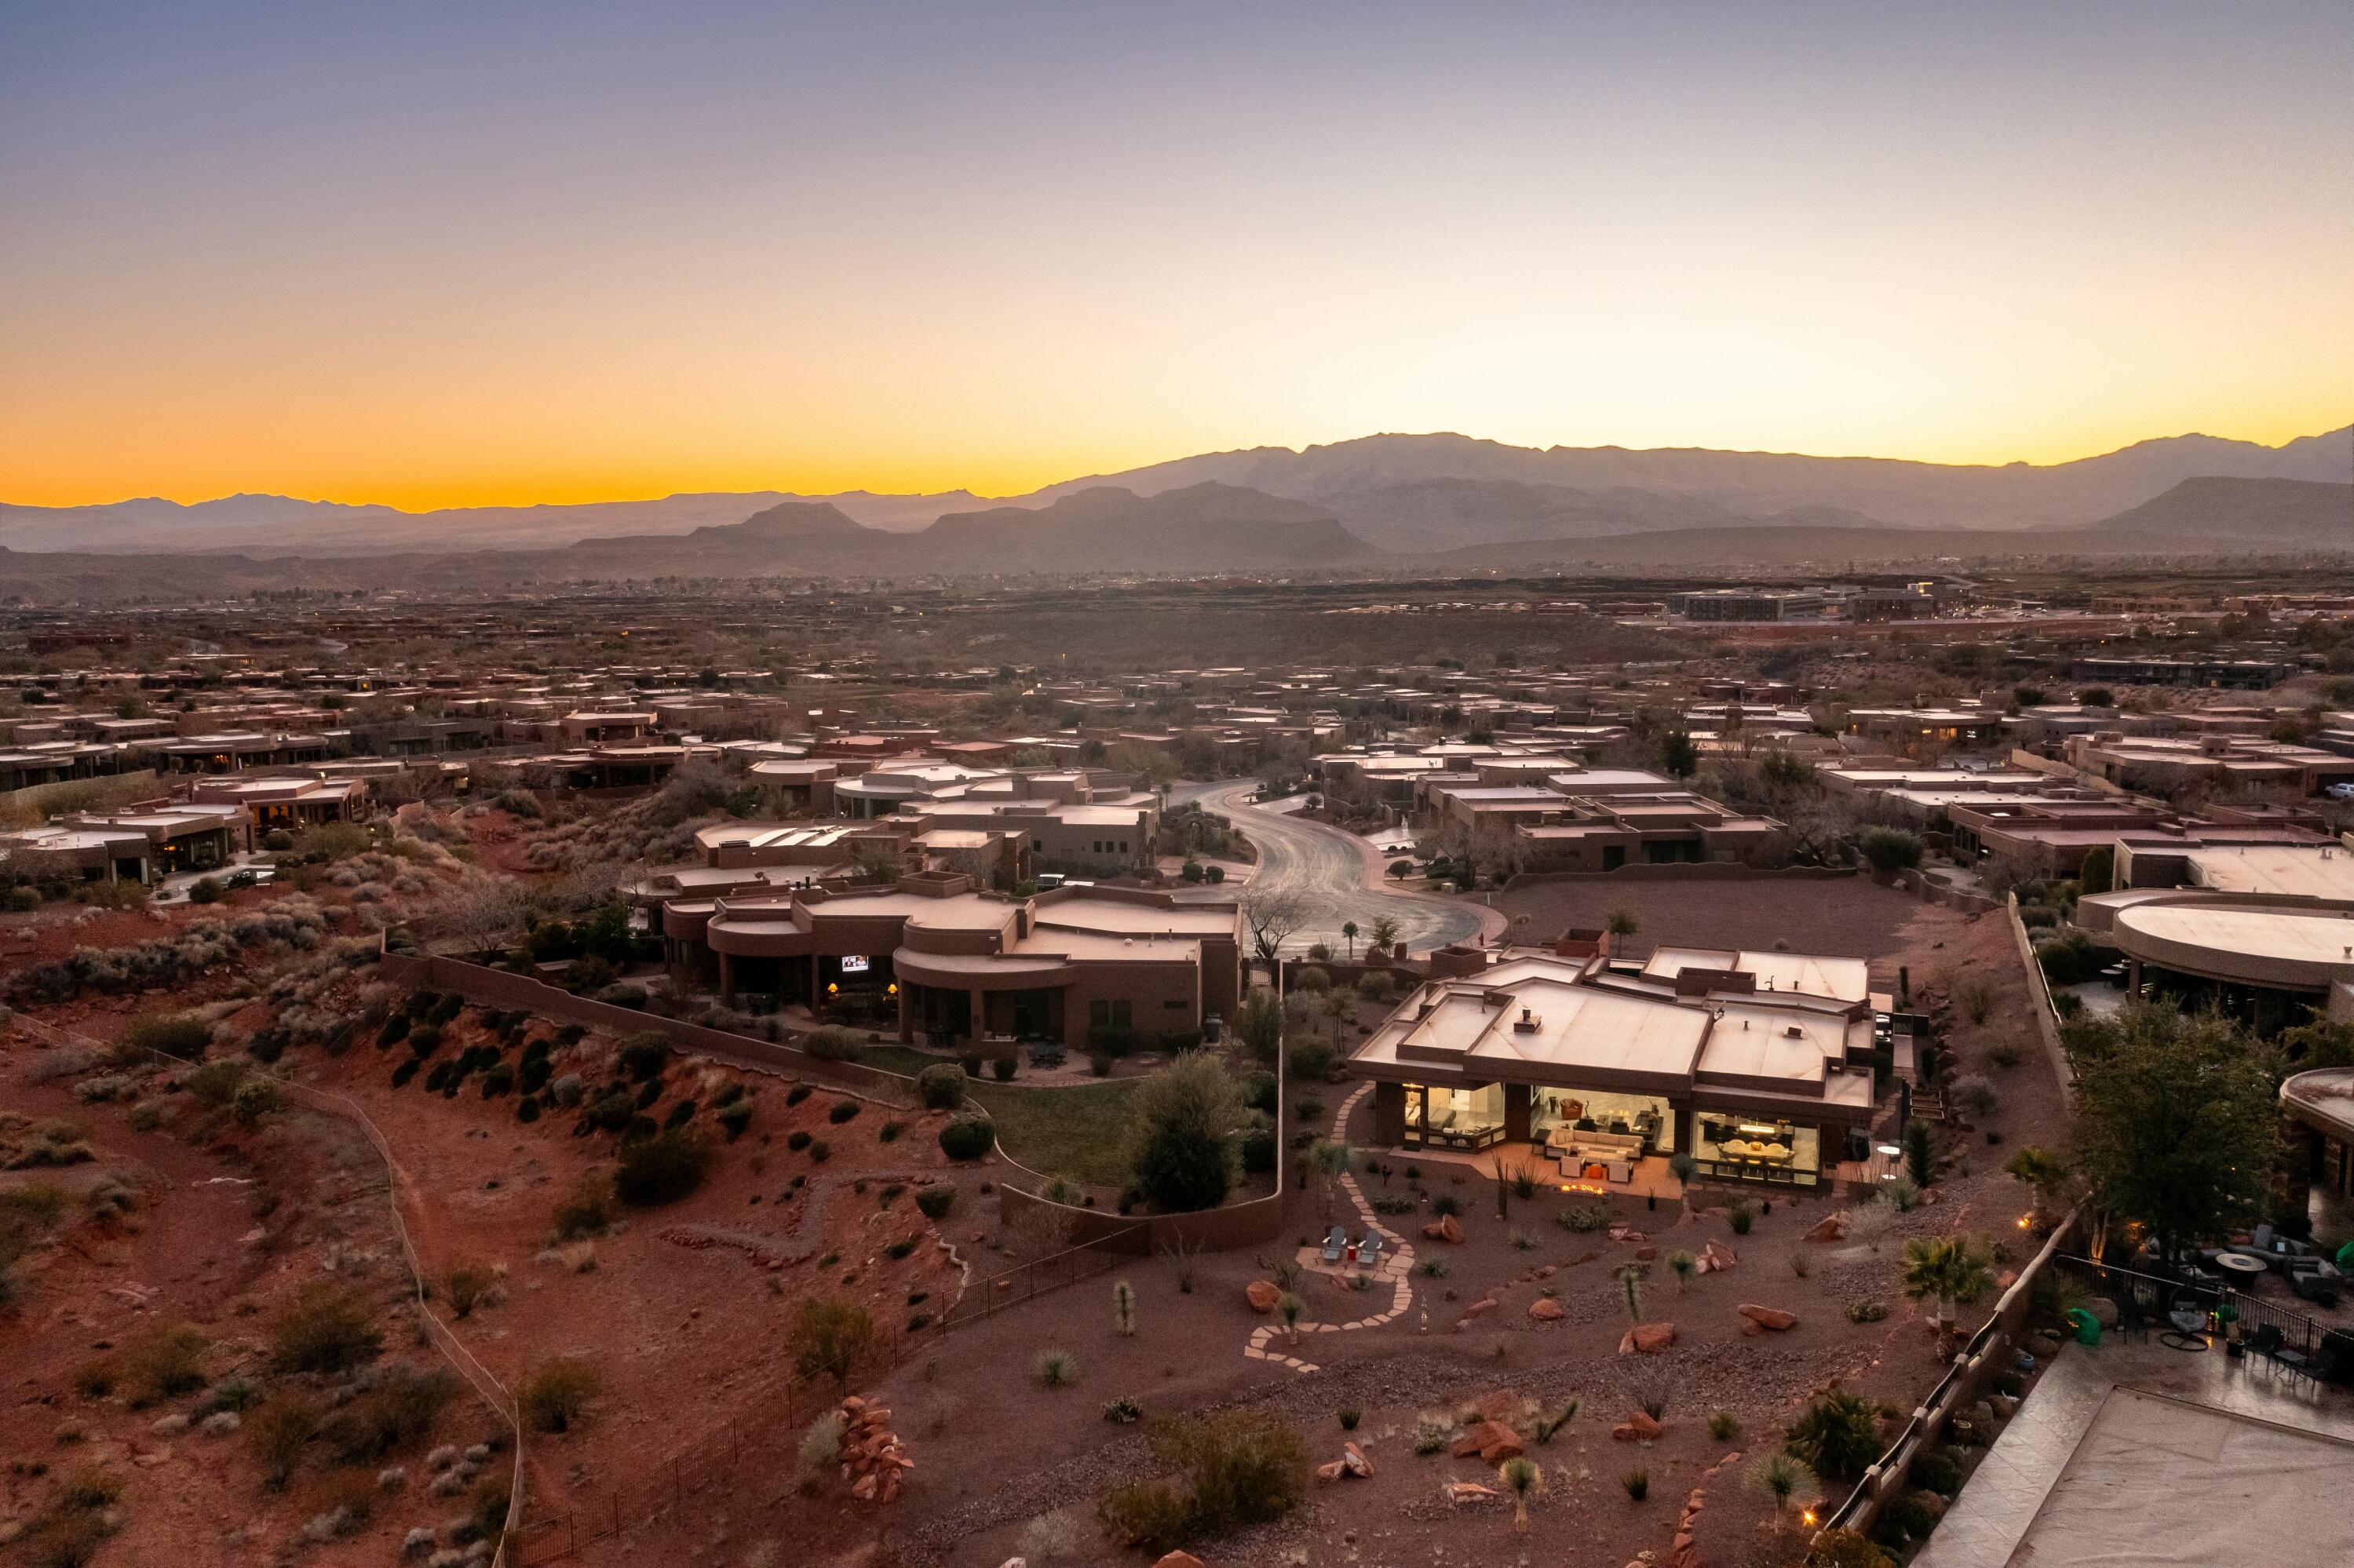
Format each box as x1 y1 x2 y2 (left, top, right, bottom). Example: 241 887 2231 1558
2052 1254 2351 1377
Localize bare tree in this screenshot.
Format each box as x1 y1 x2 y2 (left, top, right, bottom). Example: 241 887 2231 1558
1241 888 1309 963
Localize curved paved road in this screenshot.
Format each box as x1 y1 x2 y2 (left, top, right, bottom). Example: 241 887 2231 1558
1179 780 1496 956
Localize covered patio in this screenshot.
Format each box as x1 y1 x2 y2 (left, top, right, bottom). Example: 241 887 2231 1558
1372 1138 1688 1202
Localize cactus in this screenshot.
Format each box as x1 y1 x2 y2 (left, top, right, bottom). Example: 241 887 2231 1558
1112 1278 1136 1336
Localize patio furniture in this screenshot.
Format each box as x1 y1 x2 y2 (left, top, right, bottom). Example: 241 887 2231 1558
1606 1160 1633 1185
2215 1252 2268 1282
1358 1232 1384 1271
2162 1299 2210 1351
1322 1226 1346 1264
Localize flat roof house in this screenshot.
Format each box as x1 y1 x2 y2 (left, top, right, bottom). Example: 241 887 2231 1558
1347 942 1882 1190
661 873 1242 1052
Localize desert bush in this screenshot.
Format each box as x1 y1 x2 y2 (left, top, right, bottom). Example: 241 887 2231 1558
914 1184 955 1220
614 1128 712 1205
1620 1467 1648 1501
324 1366 458 1464
938 1114 995 1160
827 1099 860 1125
1708 1410 1742 1441
1948 1073 1998 1123
1096 1408 1309 1552
789 1296 874 1394
248 1391 323 1488
1784 1388 1884 1482
916 1062 969 1109
520 1358 600 1433
1103 1396 1144 1424
1910 1446 1964 1496
1858 826 1924 875
1811 1529 1896 1568
442 1264 495 1318
1726 1197 1754 1236
616 1031 671 1081
232 1079 280 1128
1845 1297 1889 1323
551 1175 615 1240
1554 1202 1609 1233
804 1026 863 1062
1033 1349 1078 1387
716 1099 754 1140
1286 1038 1337 1081
119 1011 214 1063
1876 1487 1946 1548
271 1285 382 1375
122 1321 210 1406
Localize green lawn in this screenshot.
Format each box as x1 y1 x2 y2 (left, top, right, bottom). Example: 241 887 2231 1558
967 1078 1141 1190
841 1041 1141 1187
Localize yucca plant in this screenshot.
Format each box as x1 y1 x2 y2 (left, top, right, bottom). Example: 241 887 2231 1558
1499 1455 1541 1531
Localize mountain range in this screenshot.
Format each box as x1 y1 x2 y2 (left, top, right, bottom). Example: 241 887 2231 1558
0 427 2345 597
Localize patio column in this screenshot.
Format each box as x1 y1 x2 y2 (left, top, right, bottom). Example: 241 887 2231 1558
809 951 821 1005
896 983 911 1043
717 952 735 1007
969 986 987 1045
1503 1083 1531 1143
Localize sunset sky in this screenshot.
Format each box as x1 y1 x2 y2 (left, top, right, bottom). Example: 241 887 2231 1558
4 1 2349 510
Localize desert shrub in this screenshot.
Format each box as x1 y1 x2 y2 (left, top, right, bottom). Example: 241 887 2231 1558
271 1285 382 1375
1554 1202 1609 1233
1910 1446 1964 1496
786 1129 812 1151
1859 826 1924 875
583 1085 634 1133
405 1023 443 1056
1784 1389 1884 1482
914 1184 955 1220
827 1099 860 1125
1948 1073 1998 1122
613 1129 712 1205
1291 965 1330 993
804 1026 863 1062
616 1032 671 1081
1240 1125 1277 1175
789 1296 874 1393
1845 1298 1889 1323
516 1096 542 1124
1097 1408 1309 1552
520 1358 600 1433
1875 1488 1945 1548
1033 1349 1078 1387
188 875 224 906
1621 1467 1648 1501
119 1011 213 1063
1811 1529 1896 1568
323 1366 458 1464
662 1097 698 1131
548 1071 584 1108
232 1080 280 1128
915 1062 968 1109
1286 1038 1337 1081
248 1391 323 1488
550 1177 616 1243
1708 1409 1742 1440
122 1321 210 1406
991 1055 1017 1081
716 1099 754 1140
480 1063 515 1099
1103 1395 1144 1424
443 1264 495 1318
1727 1198 1754 1235
938 1114 995 1160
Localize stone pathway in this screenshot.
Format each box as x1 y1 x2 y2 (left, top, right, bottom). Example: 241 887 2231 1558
1244 1081 1417 1373
660 1167 940 1265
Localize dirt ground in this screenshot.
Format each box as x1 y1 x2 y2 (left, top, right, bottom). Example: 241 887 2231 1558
0 1048 504 1568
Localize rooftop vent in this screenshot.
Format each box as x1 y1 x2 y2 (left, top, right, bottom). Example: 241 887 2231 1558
1784 1024 1806 1039
1512 1005 1542 1035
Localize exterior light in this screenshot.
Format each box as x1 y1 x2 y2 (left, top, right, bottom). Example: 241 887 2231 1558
886 983 898 995
1802 1509 1817 1527
827 982 838 995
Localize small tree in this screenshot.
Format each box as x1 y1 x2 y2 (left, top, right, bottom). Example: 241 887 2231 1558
2069 1003 2277 1271
1368 914 1401 954
1303 1138 1352 1220
790 1296 874 1396
1859 826 1925 877
520 1358 600 1433
1899 1234 1995 1348
1235 990 1285 1066
2077 844 2115 895
1605 906 1640 938
1340 920 1358 958
1126 1052 1244 1213
2004 1145 2074 1227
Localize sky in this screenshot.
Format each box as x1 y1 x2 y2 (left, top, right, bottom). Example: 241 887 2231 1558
2 0 2350 510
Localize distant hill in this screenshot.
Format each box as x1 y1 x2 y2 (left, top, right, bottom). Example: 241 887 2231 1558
2 423 2348 589
2087 476 2352 545
1038 426 2354 536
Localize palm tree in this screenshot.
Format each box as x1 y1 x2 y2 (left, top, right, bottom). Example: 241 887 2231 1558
1498 1455 1540 1532
1304 1137 1353 1222
1900 1234 1995 1350
1341 920 1358 958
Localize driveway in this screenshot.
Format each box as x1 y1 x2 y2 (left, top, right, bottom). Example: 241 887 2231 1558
1177 781 1496 956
